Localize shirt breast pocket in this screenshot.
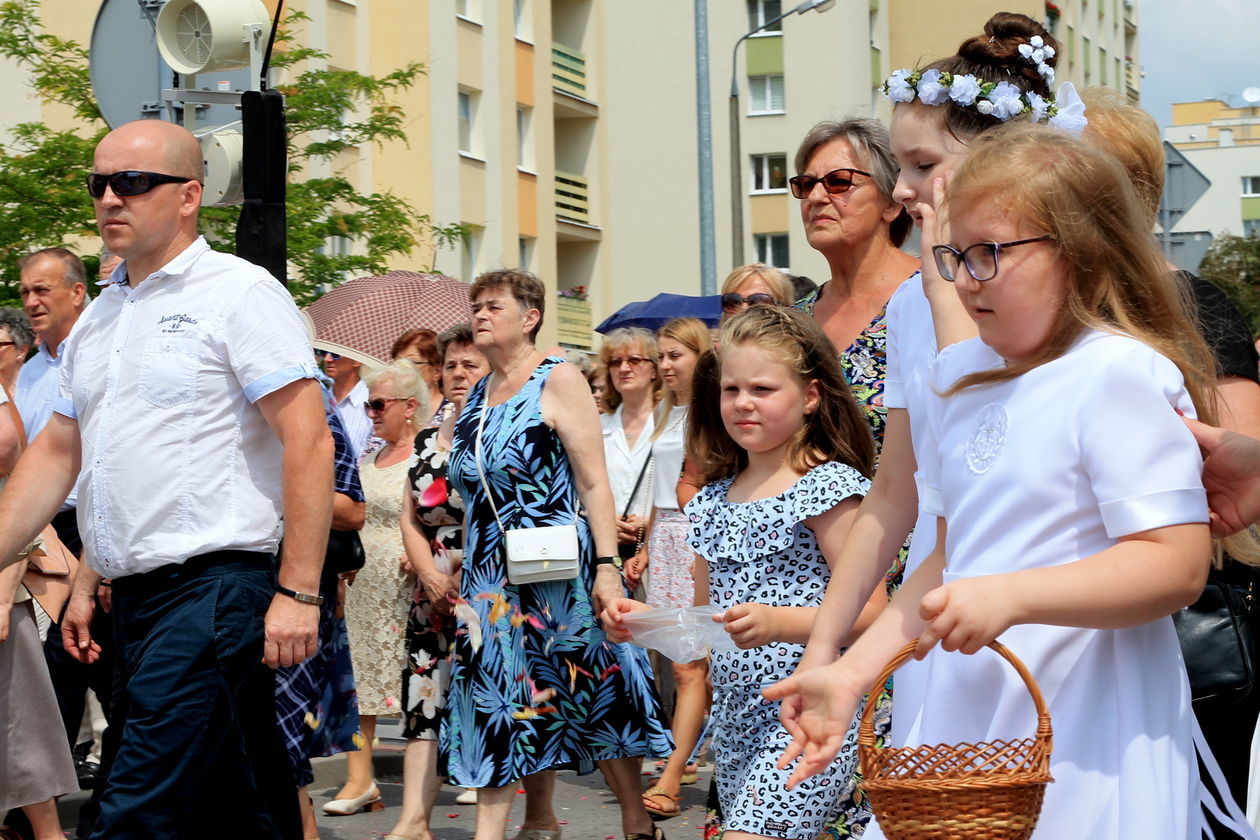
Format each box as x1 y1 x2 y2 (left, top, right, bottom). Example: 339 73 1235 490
137 337 199 408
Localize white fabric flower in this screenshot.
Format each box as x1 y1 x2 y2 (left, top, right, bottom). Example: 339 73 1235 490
949 74 982 105
1018 43 1034 59
1043 45 1056 59
1047 82 1088 136
1027 92 1050 122
1030 35 1045 48
989 81 1025 120
976 99 995 116
886 68 915 103
916 69 950 106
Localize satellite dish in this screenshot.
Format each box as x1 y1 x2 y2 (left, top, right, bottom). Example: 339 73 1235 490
1243 87 1260 104
156 0 271 76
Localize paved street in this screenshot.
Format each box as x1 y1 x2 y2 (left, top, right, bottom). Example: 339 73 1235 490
55 723 711 840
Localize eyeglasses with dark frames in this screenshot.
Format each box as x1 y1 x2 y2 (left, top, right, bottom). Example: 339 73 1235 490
721 292 777 311
86 170 198 199
364 398 403 415
788 168 873 200
931 236 1055 283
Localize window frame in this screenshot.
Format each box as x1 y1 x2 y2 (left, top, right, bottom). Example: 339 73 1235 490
749 152 789 194
1242 176 1260 197
754 232 790 269
748 74 786 115
747 0 783 35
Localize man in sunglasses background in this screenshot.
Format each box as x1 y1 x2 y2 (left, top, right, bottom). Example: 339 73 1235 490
0 119 334 839
319 349 375 460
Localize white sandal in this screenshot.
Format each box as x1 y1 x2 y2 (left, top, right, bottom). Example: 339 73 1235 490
321 782 383 815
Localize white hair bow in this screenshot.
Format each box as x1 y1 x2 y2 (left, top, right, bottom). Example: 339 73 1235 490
1048 82 1088 136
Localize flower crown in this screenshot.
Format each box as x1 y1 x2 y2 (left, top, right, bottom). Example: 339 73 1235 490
883 67 1087 135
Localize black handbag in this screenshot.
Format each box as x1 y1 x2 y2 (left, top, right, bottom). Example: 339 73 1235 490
1172 574 1256 703
324 528 366 577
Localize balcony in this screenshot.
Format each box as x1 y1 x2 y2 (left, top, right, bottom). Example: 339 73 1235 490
555 172 591 225
552 43 587 98
555 295 592 349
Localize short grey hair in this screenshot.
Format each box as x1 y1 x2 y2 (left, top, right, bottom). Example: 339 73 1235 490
0 308 33 352
19 247 86 288
362 359 429 405
794 118 912 247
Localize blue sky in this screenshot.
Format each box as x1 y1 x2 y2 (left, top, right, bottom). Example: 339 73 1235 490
1140 0 1260 128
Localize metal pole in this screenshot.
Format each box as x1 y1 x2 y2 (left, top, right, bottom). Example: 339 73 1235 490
694 0 717 294
729 76 744 268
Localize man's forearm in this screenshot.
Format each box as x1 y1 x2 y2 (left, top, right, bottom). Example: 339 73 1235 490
277 430 333 593
0 419 78 574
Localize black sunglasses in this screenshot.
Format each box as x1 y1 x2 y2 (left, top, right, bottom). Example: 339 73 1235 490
86 170 197 199
932 237 1055 283
364 398 403 414
721 292 776 311
788 168 872 200
318 350 342 361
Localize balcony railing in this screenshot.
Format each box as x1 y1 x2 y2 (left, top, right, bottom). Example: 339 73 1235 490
555 172 591 224
555 296 592 349
552 43 587 97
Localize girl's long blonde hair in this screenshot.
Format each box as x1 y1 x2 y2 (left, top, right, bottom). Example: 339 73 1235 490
941 123 1217 427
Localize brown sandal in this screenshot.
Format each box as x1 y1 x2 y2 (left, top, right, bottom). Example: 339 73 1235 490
626 827 666 840
641 785 680 820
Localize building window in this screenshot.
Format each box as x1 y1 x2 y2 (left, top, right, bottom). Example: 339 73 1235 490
1243 176 1260 197
514 0 531 39
750 153 787 193
1083 36 1091 77
1099 48 1108 85
458 90 478 155
1245 219 1260 238
456 0 477 20
747 0 782 33
748 75 785 114
461 227 481 282
517 106 534 170
519 236 534 268
754 233 789 268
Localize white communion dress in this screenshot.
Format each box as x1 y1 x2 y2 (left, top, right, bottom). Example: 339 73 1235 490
866 329 1208 840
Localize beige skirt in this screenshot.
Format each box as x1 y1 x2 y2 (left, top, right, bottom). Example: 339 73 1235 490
0 599 79 810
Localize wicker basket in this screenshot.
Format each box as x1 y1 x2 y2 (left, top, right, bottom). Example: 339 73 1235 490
857 640 1054 840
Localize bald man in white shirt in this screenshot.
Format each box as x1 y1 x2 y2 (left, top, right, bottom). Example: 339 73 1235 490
0 120 333 839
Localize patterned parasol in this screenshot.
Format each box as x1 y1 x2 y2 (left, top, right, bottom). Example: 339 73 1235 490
303 271 473 367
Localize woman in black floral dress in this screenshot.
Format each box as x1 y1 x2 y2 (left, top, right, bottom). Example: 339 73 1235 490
384 323 487 840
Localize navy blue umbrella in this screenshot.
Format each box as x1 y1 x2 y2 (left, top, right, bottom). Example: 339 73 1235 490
595 293 722 334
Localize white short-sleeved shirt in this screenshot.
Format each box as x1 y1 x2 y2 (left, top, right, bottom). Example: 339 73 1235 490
335 378 374 463
883 271 940 571
54 237 320 577
601 404 655 519
651 405 688 511
876 329 1207 840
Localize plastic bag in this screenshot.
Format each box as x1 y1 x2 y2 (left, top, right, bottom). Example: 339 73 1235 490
620 605 737 662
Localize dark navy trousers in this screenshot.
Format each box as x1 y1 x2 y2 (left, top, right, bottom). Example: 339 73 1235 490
86 552 282 840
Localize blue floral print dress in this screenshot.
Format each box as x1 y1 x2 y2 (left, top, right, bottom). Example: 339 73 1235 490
440 358 673 787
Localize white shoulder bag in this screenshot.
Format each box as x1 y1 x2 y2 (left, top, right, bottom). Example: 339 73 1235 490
475 375 580 585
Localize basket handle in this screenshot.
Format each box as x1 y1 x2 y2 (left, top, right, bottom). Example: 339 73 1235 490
856 639 1053 748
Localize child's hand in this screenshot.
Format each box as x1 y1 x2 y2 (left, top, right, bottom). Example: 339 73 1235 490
763 660 868 789
915 575 1017 659
720 602 779 649
599 596 649 643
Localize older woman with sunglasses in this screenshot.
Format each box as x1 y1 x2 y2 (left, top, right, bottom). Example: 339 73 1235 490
598 328 663 568
791 118 919 453
324 360 427 817
719 263 795 321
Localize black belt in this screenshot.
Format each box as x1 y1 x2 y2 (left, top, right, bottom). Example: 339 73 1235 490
111 550 273 594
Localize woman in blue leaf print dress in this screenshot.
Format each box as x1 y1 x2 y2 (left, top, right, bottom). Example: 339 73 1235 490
441 269 673 840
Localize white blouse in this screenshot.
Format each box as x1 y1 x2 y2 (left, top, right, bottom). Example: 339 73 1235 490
600 404 656 519
650 405 688 511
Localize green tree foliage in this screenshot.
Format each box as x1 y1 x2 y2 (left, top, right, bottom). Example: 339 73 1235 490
1198 233 1260 335
0 2 465 305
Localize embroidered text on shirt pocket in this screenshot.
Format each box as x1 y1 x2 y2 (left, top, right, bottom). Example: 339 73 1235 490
137 337 199 408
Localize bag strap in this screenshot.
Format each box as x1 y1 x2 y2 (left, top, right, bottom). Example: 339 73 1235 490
474 375 509 536
621 446 654 519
